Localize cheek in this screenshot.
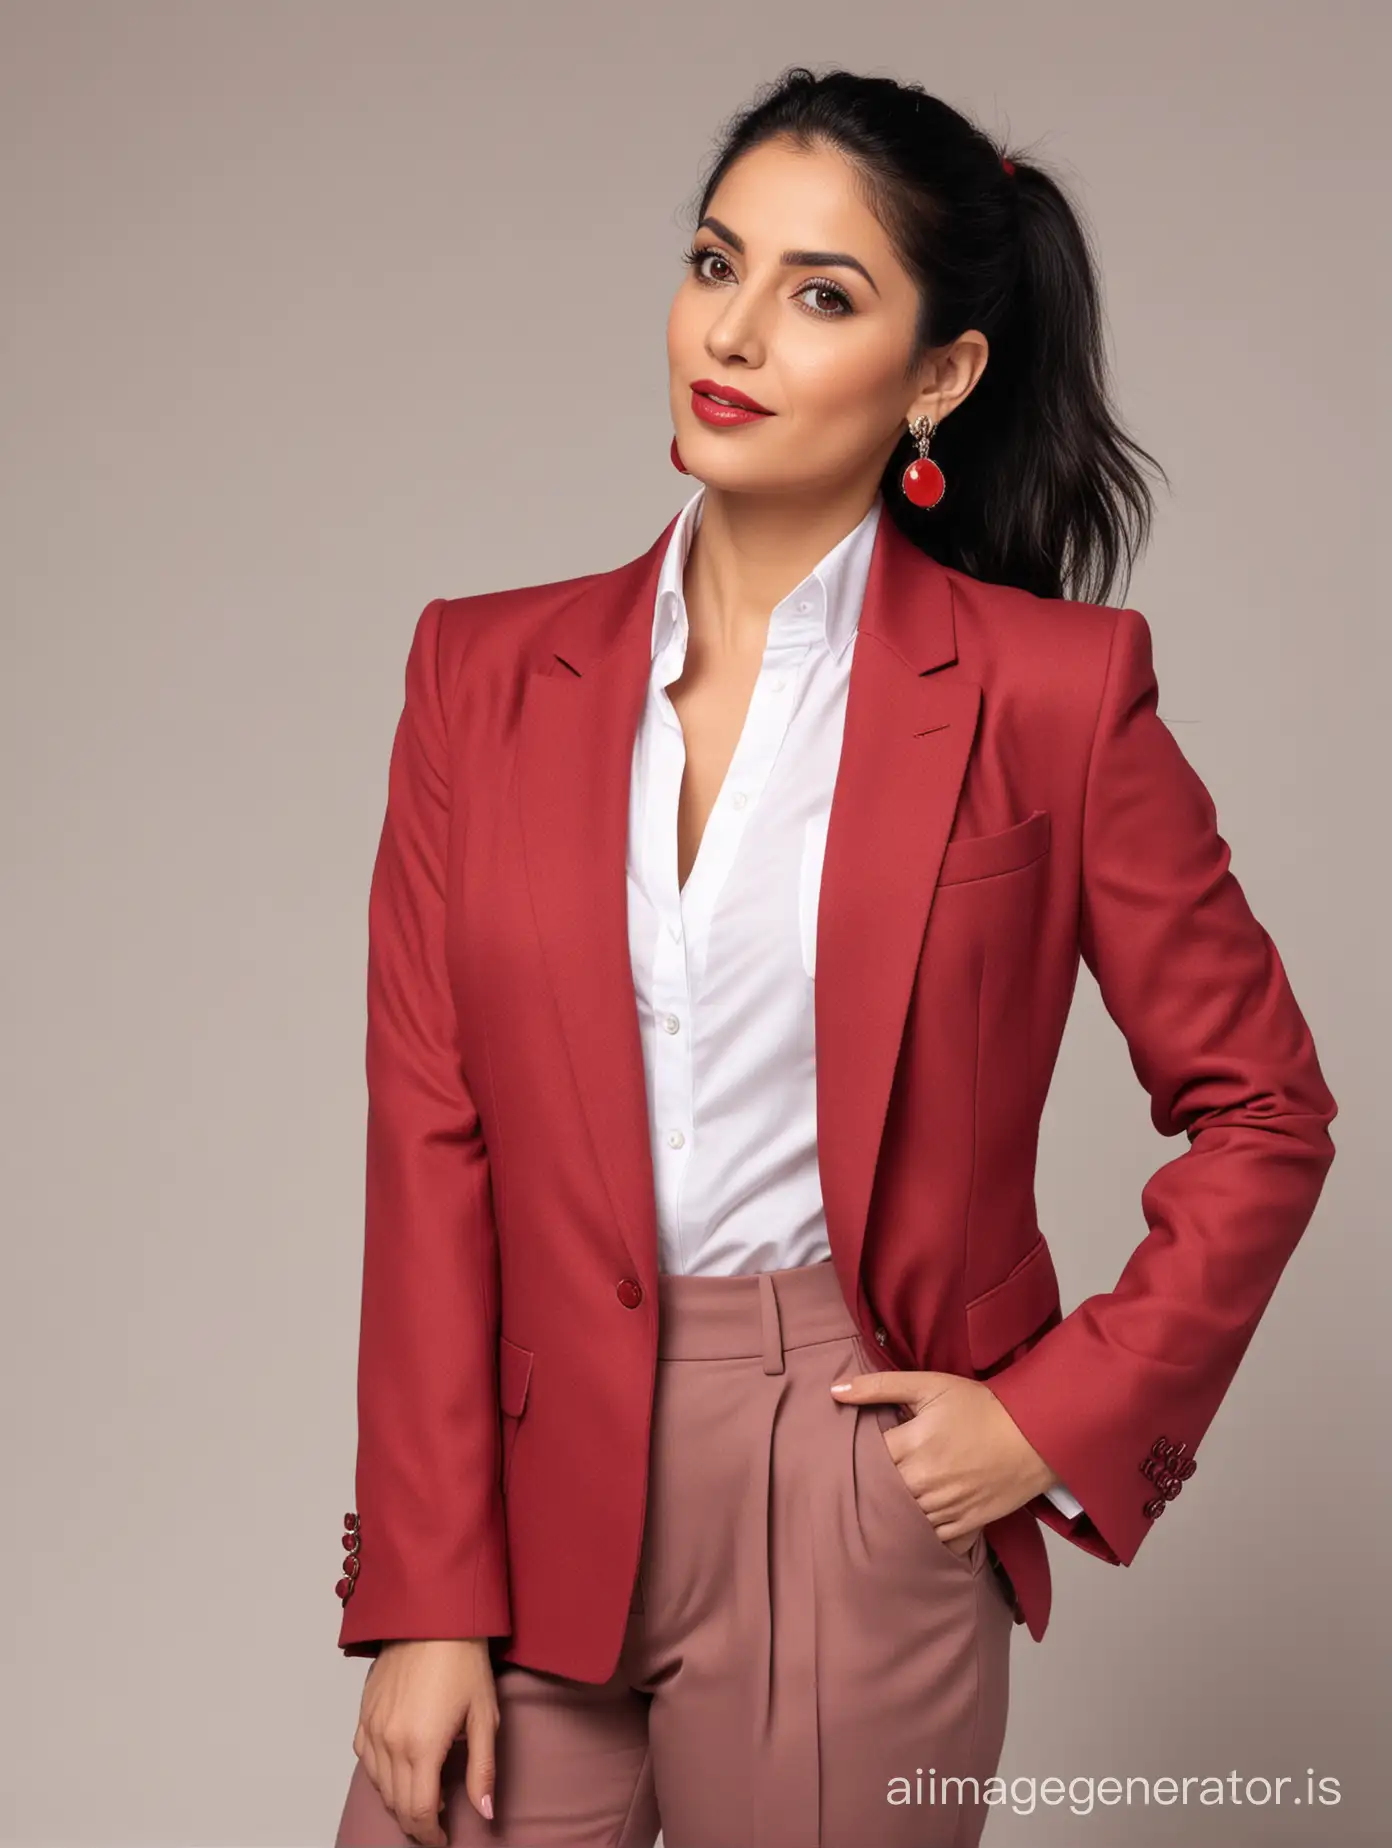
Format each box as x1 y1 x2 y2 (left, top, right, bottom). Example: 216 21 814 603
666 308 695 412
784 340 902 437
667 291 706 360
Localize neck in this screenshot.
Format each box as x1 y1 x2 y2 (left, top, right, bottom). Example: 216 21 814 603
682 479 880 659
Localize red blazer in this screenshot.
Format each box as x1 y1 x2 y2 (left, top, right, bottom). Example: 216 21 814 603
335 503 1337 1682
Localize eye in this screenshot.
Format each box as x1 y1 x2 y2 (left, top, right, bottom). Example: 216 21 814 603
680 244 854 318
791 280 854 318
680 244 733 285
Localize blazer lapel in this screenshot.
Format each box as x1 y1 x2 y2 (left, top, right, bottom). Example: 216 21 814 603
814 511 979 1328
515 502 978 1314
516 517 678 1298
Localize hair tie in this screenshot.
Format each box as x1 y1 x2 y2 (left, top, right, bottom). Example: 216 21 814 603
1001 156 1016 176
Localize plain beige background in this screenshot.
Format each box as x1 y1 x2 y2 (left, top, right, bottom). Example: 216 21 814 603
2 2 1385 1844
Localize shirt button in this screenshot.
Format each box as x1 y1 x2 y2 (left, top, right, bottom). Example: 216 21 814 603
663 1013 681 1034
732 790 747 809
667 1129 685 1148
797 600 811 613
874 1326 887 1346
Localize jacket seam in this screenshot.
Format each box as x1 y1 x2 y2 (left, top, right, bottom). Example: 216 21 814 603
1078 606 1127 929
429 597 503 1634
963 939 986 1276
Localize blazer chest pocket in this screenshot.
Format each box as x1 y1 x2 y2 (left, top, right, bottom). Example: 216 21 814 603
938 808 1051 887
964 1232 1062 1378
498 1335 534 1494
800 808 1051 975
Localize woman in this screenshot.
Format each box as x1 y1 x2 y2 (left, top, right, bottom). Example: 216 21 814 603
333 67 1337 1848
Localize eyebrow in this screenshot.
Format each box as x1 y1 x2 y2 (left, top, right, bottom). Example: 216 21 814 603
696 215 881 296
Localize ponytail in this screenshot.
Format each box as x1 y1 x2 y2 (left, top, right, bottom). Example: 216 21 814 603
689 66 1167 604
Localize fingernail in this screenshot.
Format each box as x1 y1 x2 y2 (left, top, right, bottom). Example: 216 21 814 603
481 1793 493 1819
830 1382 852 1394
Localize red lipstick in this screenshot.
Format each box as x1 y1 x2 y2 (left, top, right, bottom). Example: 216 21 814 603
690 378 774 426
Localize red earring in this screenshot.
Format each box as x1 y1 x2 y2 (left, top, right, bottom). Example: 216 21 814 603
900 414 945 509
670 437 689 475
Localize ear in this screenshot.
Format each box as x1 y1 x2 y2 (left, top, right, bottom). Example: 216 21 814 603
910 329 991 424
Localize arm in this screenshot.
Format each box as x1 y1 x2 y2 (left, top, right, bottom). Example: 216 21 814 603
337 597 510 1654
987 605 1338 1567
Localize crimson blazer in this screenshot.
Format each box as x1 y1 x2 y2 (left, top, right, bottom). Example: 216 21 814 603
335 502 1337 1683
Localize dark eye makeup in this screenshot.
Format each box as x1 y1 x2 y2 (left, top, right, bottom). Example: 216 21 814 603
679 243 855 318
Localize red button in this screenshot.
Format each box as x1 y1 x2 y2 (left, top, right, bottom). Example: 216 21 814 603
616 1277 644 1308
336 1575 355 1601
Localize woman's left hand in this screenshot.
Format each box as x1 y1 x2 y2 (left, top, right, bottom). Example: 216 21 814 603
830 1368 1058 1555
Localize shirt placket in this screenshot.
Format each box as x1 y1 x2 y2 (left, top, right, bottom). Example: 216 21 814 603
647 611 816 1272
645 645 692 1272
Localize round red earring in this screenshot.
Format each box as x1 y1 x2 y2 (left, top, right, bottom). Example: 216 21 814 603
670 437 689 475
901 414 945 509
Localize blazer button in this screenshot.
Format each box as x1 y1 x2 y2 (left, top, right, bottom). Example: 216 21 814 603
874 1326 887 1345
1143 1496 1168 1520
344 1511 359 1531
616 1277 644 1308
335 1575 355 1602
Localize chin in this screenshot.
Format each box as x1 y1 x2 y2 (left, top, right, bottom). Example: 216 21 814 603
676 442 782 494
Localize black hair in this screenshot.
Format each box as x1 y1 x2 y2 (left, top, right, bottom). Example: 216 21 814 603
685 66 1167 605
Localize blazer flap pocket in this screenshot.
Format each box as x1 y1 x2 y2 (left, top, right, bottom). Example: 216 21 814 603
939 808 1050 886
498 1335 534 1418
965 1233 1060 1372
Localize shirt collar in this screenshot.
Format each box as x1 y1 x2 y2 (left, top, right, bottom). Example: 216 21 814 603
650 483 882 668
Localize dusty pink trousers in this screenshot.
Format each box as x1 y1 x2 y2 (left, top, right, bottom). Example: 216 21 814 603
335 1256 1015 1847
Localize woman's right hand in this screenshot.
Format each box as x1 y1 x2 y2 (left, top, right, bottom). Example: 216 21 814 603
353 1638 499 1845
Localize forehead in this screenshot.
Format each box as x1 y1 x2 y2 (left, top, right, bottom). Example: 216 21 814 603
706 138 889 250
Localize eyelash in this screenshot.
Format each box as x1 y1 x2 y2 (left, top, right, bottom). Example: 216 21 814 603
679 243 855 318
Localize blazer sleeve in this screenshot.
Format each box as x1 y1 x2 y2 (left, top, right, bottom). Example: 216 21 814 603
985 604 1338 1569
337 597 511 1655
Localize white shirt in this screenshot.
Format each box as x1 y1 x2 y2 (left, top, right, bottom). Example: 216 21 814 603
625 481 1083 1518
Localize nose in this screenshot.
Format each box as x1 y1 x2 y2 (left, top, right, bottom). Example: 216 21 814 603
703 288 768 368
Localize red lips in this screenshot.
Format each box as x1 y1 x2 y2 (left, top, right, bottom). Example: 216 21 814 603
690 378 774 415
